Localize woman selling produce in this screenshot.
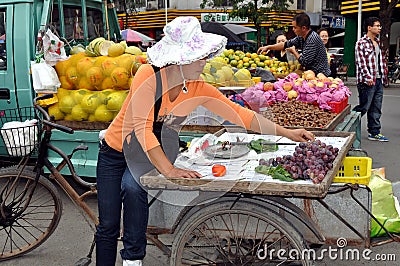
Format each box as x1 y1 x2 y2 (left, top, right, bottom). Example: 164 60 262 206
95 16 315 266
258 13 331 76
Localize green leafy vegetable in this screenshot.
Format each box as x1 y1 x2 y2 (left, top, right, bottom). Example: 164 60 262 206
249 139 279 153
255 165 294 182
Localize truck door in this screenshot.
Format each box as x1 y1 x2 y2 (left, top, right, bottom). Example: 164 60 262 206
0 5 16 108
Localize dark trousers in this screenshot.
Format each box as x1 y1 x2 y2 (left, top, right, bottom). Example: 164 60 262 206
95 140 150 265
353 79 383 136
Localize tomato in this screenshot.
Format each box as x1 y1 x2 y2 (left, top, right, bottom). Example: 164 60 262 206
212 164 226 177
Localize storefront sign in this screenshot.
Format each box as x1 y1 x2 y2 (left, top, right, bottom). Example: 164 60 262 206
201 13 248 23
321 15 345 29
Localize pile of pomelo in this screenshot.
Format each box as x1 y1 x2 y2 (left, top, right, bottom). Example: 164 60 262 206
201 56 254 87
219 49 302 76
49 88 129 122
50 40 147 122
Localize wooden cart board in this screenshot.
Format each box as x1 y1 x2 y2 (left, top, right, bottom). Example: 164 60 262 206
141 131 355 198
180 104 351 134
55 120 110 130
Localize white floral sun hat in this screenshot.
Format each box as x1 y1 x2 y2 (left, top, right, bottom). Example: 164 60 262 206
147 16 227 68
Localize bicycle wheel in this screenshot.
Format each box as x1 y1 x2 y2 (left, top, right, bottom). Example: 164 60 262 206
171 199 311 266
0 167 62 261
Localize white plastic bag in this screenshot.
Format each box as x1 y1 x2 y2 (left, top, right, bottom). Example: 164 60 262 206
31 60 61 93
0 119 38 157
42 29 68 66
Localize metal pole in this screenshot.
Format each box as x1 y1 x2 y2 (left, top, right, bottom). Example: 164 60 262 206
165 0 167 25
357 0 362 40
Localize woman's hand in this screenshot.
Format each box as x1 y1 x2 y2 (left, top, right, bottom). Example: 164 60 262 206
285 129 315 142
165 167 202 179
285 46 296 54
257 46 270 54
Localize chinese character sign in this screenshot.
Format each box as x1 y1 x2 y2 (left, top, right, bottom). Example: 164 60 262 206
321 16 345 29
201 13 248 23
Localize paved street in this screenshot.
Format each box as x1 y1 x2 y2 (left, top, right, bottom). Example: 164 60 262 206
1 81 399 266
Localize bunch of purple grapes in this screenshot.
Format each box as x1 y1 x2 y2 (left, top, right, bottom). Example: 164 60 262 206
259 140 339 184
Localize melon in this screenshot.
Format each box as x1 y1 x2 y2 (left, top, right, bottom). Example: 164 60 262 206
94 56 108 68
68 52 86 67
86 67 104 87
58 95 76 114
71 105 89 121
101 58 118 76
107 43 125 57
98 89 115 104
59 76 74 90
100 77 114 91
76 57 94 74
94 104 114 122
55 59 70 76
66 67 79 86
117 54 135 74
64 114 74 121
105 91 128 111
88 114 96 122
72 89 91 103
125 46 142 56
48 103 65 121
110 67 129 88
57 87 70 99
78 77 94 91
81 94 101 114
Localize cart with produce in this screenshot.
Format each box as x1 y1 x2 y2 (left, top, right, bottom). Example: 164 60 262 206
140 129 399 265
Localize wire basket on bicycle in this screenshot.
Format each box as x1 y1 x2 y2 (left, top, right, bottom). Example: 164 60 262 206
0 107 41 157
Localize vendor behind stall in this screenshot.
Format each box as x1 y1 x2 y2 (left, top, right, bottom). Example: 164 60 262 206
258 13 331 76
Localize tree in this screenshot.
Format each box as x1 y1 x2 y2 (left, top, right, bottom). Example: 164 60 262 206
379 0 399 57
200 0 294 48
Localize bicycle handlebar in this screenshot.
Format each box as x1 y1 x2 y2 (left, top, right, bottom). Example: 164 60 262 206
33 94 74 134
43 120 74 134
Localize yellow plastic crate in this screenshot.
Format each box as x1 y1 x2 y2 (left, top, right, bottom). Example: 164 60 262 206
333 157 372 185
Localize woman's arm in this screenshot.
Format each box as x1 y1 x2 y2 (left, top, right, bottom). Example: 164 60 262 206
257 42 285 54
249 113 314 142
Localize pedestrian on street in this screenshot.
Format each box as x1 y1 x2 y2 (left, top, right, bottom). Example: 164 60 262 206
95 16 315 266
258 13 331 76
353 17 389 142
317 28 337 78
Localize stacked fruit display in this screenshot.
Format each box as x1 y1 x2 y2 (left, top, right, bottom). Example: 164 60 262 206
200 56 254 87
219 49 302 75
49 38 147 122
238 71 351 112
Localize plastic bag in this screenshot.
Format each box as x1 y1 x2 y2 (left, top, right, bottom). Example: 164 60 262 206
254 67 276 83
369 168 400 237
31 60 61 93
0 119 38 157
42 29 68 66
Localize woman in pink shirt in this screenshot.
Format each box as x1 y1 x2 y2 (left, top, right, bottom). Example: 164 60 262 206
95 16 315 266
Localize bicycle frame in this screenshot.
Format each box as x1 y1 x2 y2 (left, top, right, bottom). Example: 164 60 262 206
14 96 100 226
1 108 98 226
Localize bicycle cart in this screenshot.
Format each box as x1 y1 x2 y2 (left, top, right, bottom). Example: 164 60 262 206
0 98 399 265
140 129 399 265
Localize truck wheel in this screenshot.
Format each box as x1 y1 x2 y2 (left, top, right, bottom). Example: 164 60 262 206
170 199 311 265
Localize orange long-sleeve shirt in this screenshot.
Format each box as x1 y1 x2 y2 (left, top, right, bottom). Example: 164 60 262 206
105 64 255 152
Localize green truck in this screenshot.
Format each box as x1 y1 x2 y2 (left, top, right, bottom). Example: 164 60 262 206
0 0 120 176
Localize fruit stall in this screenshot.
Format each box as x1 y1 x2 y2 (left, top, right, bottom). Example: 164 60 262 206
37 46 362 177
31 47 399 262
